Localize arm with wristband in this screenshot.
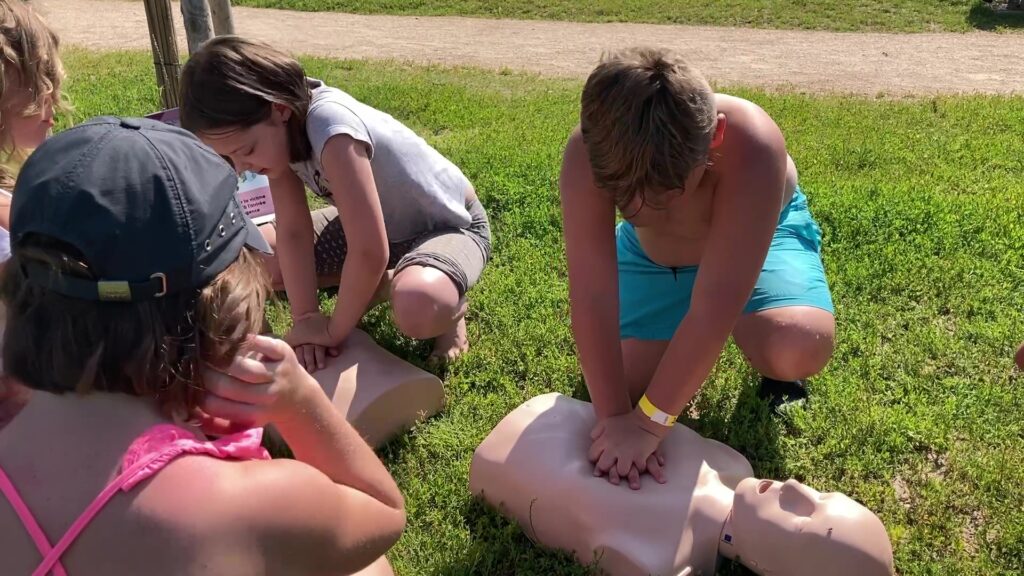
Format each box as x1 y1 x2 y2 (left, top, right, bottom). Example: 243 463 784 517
589 113 787 491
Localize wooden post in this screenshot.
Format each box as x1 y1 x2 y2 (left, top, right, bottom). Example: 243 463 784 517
180 0 214 55
142 0 181 110
208 0 236 36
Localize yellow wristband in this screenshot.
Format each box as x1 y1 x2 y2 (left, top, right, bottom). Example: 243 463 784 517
638 395 678 427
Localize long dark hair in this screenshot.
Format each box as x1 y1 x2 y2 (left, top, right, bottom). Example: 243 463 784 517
179 35 312 163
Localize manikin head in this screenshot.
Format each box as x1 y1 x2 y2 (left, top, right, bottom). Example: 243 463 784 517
723 478 894 576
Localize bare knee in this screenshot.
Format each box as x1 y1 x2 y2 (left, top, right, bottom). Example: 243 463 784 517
735 308 835 381
390 266 463 340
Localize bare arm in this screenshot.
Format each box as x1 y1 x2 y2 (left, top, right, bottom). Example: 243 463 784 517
203 338 405 575
560 128 632 419
644 107 787 415
269 171 320 318
225 399 405 575
320 135 389 345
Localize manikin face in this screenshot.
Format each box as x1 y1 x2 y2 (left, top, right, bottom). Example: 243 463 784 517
728 478 894 576
198 104 293 180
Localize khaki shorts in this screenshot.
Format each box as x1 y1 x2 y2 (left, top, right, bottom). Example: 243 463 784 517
309 197 491 297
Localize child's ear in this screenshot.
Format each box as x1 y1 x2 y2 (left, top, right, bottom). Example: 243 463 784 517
710 113 727 149
271 103 293 123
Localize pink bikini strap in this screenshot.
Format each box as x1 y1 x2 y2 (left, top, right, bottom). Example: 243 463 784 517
29 451 166 576
0 464 69 576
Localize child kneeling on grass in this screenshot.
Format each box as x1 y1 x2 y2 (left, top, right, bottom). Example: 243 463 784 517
179 36 491 372
560 48 836 490
0 117 404 575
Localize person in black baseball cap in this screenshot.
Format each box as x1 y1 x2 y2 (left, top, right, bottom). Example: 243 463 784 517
0 116 406 575
11 115 271 302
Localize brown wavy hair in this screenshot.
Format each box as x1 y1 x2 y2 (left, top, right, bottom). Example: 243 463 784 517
0 235 268 418
0 0 68 189
580 47 716 212
179 35 312 164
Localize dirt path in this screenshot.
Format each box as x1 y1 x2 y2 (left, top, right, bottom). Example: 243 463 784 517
42 0 1024 95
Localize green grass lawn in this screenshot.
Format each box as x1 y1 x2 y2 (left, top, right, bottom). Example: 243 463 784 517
228 0 1024 33
60 47 1024 575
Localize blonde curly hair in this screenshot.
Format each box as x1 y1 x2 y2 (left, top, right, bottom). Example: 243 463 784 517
0 0 67 189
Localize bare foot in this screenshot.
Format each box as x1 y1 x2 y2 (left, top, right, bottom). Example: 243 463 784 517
430 316 469 364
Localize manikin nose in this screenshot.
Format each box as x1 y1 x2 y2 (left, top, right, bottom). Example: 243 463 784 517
780 479 818 516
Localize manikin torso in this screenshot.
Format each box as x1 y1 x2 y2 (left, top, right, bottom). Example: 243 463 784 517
470 393 752 576
313 329 445 448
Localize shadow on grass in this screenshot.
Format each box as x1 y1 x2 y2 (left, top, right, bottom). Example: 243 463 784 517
431 497 597 576
690 374 790 480
967 2 1024 30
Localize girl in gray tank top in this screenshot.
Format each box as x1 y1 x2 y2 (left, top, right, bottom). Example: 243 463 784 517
180 36 491 370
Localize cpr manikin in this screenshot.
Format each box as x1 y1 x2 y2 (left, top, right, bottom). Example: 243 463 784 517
354 556 396 576
312 329 444 447
469 393 894 576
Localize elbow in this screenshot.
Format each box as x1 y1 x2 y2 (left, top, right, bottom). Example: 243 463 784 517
338 508 406 574
381 506 407 550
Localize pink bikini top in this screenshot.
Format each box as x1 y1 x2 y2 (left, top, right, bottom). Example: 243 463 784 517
0 424 271 576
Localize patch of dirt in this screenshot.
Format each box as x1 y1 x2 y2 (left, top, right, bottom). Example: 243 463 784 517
961 508 986 556
892 474 913 509
41 0 1024 96
925 449 949 482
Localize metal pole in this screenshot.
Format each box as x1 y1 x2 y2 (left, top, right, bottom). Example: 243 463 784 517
208 0 236 36
142 0 181 110
180 0 214 55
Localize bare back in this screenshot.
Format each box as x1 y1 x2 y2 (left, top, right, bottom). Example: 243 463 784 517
0 392 385 576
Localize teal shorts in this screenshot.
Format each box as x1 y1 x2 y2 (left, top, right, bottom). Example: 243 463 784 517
618 187 834 341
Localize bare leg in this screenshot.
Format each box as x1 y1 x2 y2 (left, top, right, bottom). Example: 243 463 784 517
621 338 671 406
257 222 350 292
732 306 835 382
389 265 468 362
621 306 833 413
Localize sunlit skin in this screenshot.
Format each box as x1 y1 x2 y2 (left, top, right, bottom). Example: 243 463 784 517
561 94 836 489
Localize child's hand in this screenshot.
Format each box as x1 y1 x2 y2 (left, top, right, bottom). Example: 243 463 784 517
588 410 668 490
285 312 340 373
199 335 324 429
